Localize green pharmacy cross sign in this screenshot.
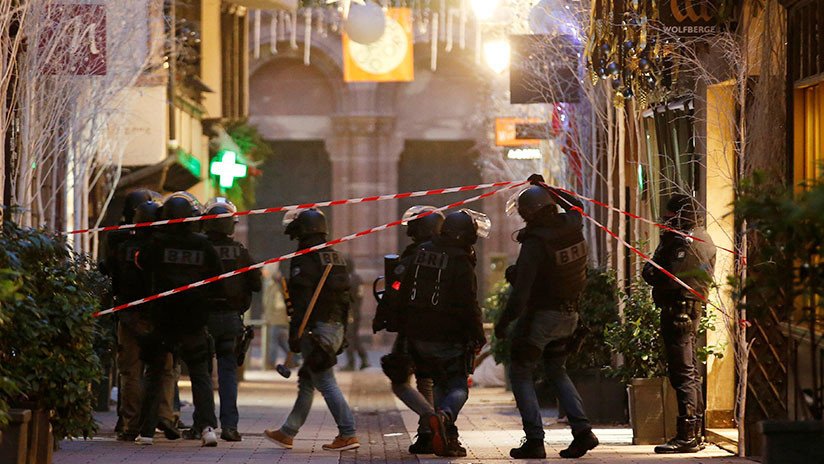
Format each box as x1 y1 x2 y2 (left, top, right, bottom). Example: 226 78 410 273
210 150 248 189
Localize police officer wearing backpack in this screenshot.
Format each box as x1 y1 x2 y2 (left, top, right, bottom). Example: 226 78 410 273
374 205 444 454
402 209 488 458
202 198 262 442
642 194 716 454
264 208 360 452
495 178 598 460
135 192 223 447
108 195 180 442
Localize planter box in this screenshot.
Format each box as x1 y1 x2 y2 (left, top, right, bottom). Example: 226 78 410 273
568 368 628 424
628 377 678 445
0 409 31 464
25 408 53 464
759 420 824 464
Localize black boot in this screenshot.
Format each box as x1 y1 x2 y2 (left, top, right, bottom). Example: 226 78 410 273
695 415 706 450
510 438 546 459
654 416 701 454
560 429 599 458
443 423 467 458
408 433 433 454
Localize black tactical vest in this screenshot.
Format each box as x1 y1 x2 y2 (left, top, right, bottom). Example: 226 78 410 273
207 234 255 313
402 241 476 342
520 219 588 303
289 248 351 326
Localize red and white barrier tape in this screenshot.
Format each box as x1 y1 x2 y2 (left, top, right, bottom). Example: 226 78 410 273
545 183 721 311
68 181 519 235
557 187 743 261
93 182 527 317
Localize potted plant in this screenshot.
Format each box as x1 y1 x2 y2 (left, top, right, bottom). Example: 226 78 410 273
735 174 824 463
565 269 626 423
0 219 107 462
604 278 676 445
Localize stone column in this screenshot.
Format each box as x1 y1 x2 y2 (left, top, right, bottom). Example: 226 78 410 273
327 114 403 339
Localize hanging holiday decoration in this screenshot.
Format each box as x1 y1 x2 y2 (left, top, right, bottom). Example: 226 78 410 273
344 0 386 44
585 0 678 107
343 7 413 82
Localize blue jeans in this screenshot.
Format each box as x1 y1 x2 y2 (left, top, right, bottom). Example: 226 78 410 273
409 340 469 427
509 310 591 440
281 322 356 438
267 325 290 366
207 311 243 430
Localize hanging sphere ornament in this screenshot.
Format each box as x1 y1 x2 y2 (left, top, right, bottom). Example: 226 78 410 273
622 87 634 99
597 67 608 79
639 58 651 71
606 62 620 77
344 1 386 45
611 77 623 90
623 40 636 57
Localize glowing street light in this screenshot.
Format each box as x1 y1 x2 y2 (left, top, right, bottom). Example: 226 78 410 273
484 39 510 73
210 150 247 189
470 0 499 21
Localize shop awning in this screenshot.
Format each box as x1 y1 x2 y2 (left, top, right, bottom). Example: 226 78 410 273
225 0 297 11
116 150 203 194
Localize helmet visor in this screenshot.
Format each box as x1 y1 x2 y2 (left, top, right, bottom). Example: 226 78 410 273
402 205 438 225
282 209 303 228
505 188 527 217
462 209 492 239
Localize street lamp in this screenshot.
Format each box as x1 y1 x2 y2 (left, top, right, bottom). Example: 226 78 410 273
470 0 499 21
484 39 510 74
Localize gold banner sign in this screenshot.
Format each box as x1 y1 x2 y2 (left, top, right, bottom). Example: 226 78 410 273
659 0 719 36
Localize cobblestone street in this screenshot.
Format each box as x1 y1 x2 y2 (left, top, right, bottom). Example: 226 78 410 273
54 368 748 464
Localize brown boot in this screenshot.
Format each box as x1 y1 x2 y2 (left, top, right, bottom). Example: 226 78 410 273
263 429 294 449
322 435 360 451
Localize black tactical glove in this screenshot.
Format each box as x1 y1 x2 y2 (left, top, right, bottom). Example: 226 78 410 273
527 173 546 185
672 312 693 335
289 335 302 353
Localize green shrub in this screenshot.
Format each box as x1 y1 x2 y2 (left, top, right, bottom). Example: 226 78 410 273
604 278 668 384
0 219 108 442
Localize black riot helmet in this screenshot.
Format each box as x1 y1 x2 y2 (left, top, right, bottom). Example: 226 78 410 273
507 185 556 222
402 205 445 243
133 199 163 224
203 197 238 236
664 194 699 230
283 208 327 241
162 191 202 220
123 189 160 223
440 209 491 246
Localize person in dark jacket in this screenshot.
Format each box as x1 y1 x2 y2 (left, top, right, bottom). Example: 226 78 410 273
134 192 223 447
264 208 360 452
402 209 488 458
108 194 180 442
643 194 716 454
203 197 262 442
495 178 598 459
374 205 444 454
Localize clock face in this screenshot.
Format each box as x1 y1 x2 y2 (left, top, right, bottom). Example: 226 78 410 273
347 16 408 75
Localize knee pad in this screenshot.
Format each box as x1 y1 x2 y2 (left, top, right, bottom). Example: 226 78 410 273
511 341 542 365
381 352 414 384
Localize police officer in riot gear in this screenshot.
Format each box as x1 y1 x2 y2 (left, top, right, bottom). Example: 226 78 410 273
643 194 716 454
374 205 444 454
264 208 360 452
108 195 180 442
495 179 598 459
202 198 262 442
401 209 488 458
135 192 223 447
